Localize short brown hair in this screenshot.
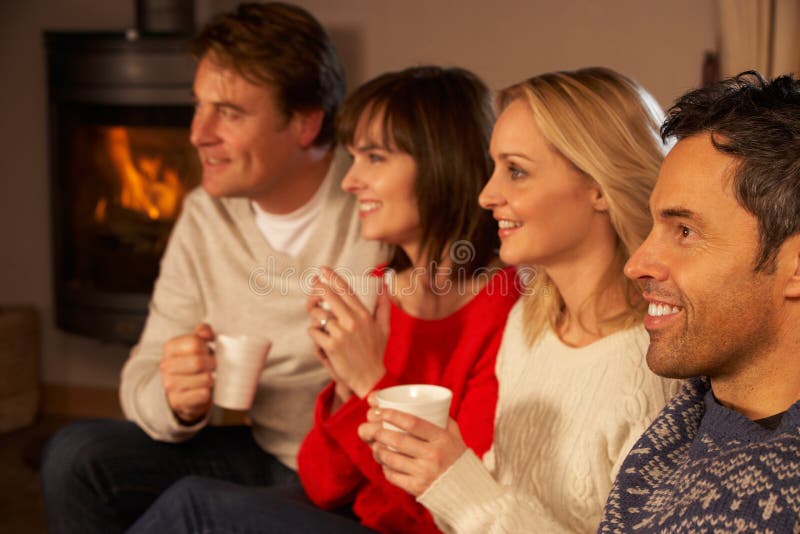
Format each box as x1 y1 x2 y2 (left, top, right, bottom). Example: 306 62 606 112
337 66 498 276
190 2 344 147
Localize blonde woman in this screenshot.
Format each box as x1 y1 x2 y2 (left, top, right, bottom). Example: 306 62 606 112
358 67 681 533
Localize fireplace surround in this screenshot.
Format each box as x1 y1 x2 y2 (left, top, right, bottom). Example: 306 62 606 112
45 31 200 344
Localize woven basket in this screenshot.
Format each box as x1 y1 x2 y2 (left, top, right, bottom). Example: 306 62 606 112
0 307 39 433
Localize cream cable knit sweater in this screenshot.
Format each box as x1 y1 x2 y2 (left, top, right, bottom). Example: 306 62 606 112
119 149 385 469
419 300 680 533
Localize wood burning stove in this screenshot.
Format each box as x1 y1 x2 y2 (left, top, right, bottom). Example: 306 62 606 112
45 31 200 344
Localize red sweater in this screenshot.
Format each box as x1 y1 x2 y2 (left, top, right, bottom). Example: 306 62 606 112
297 266 520 533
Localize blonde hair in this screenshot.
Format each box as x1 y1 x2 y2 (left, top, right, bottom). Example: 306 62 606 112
498 67 667 345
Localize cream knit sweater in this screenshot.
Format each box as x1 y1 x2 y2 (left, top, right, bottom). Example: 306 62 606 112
119 150 385 469
419 300 680 533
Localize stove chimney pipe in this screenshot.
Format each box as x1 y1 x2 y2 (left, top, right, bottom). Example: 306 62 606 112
135 0 195 36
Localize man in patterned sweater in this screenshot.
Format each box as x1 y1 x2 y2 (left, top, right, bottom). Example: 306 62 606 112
599 71 800 532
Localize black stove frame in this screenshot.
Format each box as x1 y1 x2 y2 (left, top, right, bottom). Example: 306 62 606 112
46 31 196 344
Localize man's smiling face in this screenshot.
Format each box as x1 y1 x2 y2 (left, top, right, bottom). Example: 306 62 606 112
624 133 781 381
190 54 303 210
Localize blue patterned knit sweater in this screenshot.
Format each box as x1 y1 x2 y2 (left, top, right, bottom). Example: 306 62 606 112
599 377 800 533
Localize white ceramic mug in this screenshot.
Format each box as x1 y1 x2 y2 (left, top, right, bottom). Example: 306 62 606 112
375 384 453 430
318 272 385 314
212 334 271 411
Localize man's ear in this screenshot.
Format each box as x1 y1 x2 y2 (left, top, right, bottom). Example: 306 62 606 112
782 234 800 298
291 108 325 149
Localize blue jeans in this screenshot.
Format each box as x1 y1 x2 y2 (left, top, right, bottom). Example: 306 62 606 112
41 419 299 534
128 476 378 533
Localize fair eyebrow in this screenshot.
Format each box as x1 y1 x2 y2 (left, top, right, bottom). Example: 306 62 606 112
492 151 534 162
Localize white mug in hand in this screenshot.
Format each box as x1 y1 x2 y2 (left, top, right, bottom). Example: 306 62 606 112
212 334 271 411
376 384 453 431
318 273 385 315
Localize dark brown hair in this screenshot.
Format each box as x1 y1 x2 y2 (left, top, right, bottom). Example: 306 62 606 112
337 66 498 276
190 2 344 147
661 70 800 272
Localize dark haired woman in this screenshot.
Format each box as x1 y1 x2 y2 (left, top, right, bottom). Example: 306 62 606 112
298 65 520 533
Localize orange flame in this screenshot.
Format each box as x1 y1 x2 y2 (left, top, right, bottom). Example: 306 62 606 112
96 126 185 222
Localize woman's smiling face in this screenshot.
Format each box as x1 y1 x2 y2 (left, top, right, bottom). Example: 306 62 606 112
341 109 420 250
479 98 605 268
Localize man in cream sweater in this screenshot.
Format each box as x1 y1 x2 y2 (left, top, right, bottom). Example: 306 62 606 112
41 4 384 533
